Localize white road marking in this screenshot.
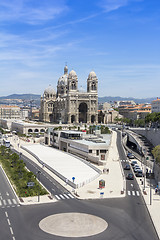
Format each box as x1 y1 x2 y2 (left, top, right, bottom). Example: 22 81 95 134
128 191 131 195
3 200 6 205
55 195 61 200
6 192 9 196
7 219 11 226
5 211 8 218
132 191 135 196
68 194 74 199
136 191 140 196
0 200 2 206
10 227 13 235
8 199 12 205
59 194 65 199
63 194 70 199
12 199 17 204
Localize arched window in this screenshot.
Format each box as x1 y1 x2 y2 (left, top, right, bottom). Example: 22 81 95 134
48 103 53 112
71 81 76 90
91 82 96 90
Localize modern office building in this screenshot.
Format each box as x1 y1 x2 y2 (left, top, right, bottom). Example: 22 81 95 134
45 130 111 165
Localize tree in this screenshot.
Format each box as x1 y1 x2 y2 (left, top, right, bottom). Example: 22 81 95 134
152 145 160 164
10 153 19 166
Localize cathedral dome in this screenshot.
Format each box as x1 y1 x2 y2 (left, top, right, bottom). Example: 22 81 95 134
58 74 68 85
88 71 96 78
44 85 56 95
69 70 77 77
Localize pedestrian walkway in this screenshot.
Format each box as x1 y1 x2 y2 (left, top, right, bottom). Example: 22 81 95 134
0 197 20 208
54 193 75 200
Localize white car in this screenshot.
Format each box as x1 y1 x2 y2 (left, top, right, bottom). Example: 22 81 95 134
134 167 141 173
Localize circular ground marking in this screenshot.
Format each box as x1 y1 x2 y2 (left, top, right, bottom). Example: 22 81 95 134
39 212 108 237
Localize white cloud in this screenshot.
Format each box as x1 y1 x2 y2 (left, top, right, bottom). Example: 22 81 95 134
0 0 68 24
100 0 128 12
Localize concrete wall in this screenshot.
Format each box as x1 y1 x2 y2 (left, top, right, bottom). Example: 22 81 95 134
131 128 160 147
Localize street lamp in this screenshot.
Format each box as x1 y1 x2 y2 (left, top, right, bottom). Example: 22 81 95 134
149 172 152 205
37 170 41 202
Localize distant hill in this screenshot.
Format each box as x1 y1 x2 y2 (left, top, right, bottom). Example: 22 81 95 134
0 94 157 105
0 94 41 100
98 96 156 104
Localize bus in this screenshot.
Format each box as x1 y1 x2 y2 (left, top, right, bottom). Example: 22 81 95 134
3 139 11 148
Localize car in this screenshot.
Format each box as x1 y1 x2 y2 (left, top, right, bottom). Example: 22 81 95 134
126 173 134 180
131 160 137 166
136 170 143 177
134 167 141 173
127 152 132 157
132 164 139 169
128 154 135 159
124 164 131 170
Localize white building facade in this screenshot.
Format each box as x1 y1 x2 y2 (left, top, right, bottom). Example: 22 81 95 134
151 98 160 113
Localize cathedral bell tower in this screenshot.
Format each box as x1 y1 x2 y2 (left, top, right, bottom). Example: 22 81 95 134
87 71 98 93
67 70 78 92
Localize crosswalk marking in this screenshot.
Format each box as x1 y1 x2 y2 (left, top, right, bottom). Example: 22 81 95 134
59 194 65 199
68 193 74 199
63 194 70 199
0 197 19 208
127 190 140 196
136 191 140 196
54 193 74 200
55 195 61 200
12 199 17 204
7 199 12 205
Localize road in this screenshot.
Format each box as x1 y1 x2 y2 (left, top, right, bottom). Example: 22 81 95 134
0 133 158 240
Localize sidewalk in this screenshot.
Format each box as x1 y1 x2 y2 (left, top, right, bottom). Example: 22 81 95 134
134 159 160 239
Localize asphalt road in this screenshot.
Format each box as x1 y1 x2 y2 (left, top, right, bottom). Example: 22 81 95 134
0 134 158 240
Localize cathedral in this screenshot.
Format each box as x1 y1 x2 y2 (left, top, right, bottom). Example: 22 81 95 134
39 65 98 124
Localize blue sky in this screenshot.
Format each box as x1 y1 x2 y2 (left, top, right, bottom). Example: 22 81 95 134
0 0 160 98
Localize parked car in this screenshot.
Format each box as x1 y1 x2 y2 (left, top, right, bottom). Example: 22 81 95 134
126 173 134 180
128 154 135 159
124 164 131 170
127 152 132 157
132 164 139 169
136 170 143 177
134 167 141 173
131 160 137 166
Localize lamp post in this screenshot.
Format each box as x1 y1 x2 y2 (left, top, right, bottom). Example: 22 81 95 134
37 170 41 202
149 173 152 205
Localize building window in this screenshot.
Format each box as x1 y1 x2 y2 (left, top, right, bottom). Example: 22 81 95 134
89 150 92 153
100 150 106 153
101 155 105 160
96 150 99 155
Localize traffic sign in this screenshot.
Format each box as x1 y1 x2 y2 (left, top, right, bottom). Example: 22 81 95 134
27 182 35 187
72 177 75 182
